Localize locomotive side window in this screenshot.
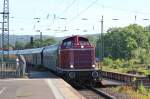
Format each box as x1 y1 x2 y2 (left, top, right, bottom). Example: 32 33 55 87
66 41 72 48
63 42 67 47
62 40 73 48
61 42 66 49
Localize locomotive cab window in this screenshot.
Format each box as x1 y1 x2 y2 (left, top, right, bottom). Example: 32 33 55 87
62 40 73 48
66 41 72 48
79 40 90 46
79 38 90 46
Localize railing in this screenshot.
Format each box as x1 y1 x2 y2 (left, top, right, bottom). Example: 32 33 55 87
0 58 26 78
101 71 150 88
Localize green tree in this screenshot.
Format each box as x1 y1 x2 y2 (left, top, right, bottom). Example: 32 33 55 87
96 24 150 60
15 41 25 50
86 35 98 46
25 37 57 48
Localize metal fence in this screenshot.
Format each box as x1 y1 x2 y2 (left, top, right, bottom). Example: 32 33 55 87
0 61 25 78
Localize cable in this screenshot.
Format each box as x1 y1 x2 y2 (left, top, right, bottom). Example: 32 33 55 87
58 0 77 17
96 2 150 15
49 0 77 30
70 0 98 21
57 0 99 28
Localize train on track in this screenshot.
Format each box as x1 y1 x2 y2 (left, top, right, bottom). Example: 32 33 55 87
9 35 102 85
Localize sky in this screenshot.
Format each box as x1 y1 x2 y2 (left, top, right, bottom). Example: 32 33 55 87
0 0 150 37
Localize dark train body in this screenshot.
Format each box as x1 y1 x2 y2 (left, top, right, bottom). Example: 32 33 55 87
10 35 102 84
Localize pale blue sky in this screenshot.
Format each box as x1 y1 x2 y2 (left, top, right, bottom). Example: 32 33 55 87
0 0 150 37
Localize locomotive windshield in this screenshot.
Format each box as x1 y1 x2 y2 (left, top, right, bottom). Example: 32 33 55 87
62 40 73 48
79 40 90 46
61 36 91 48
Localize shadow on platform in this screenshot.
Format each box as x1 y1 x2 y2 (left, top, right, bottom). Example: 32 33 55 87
26 65 59 79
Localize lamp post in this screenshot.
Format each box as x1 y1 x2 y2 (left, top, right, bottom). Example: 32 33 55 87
100 15 104 61
98 15 104 69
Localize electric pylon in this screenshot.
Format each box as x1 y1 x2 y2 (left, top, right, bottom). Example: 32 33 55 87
0 0 9 62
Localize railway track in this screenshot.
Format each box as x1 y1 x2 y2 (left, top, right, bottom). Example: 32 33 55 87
79 88 114 99
87 87 115 99
78 83 135 99
72 82 116 99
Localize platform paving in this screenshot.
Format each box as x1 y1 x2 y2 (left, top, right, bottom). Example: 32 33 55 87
0 71 85 99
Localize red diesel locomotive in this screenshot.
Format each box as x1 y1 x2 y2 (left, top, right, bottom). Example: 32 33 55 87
56 36 101 83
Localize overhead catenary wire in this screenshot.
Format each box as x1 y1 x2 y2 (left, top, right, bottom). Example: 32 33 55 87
70 0 98 21
98 4 150 15
50 0 77 30
58 0 77 17
57 0 148 31
56 0 99 29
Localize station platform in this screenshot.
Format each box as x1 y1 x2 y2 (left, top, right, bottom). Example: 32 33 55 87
0 71 85 99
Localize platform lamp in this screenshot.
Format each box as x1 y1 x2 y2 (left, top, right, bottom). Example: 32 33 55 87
101 16 104 61
98 15 104 69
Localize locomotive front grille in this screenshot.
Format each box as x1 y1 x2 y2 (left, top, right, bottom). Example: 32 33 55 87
72 49 94 69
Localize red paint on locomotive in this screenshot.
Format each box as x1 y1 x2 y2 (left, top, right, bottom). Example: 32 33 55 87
59 35 96 69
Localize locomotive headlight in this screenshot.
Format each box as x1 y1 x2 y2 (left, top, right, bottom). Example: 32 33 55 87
92 64 96 68
81 45 84 48
70 64 74 68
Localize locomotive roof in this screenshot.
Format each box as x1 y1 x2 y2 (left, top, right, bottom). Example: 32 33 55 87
63 35 88 42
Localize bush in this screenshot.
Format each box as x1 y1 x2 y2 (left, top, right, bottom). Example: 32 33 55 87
138 83 147 95
112 59 124 68
124 59 138 67
103 57 113 66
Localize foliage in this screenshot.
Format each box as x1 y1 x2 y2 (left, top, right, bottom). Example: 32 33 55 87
137 83 148 95
25 37 57 48
114 86 150 99
15 41 25 50
112 59 124 68
96 24 150 59
96 24 150 75
103 57 113 66
86 35 98 46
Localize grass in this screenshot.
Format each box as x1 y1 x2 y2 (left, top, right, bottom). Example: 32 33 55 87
102 66 128 73
102 65 150 75
114 86 150 99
